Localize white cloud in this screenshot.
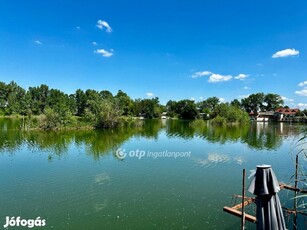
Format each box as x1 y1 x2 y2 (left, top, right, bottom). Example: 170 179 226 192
234 73 249 80
76 26 81 30
199 96 204 100
92 42 98 46
219 98 226 103
295 89 307 96
281 96 294 102
238 94 249 99
298 81 307 87
35 40 42 45
190 97 195 101
191 71 212 78
209 74 232 83
94 49 114 57
192 70 248 83
243 86 250 90
97 20 112 32
272 48 299 58
298 103 307 109
146 92 154 98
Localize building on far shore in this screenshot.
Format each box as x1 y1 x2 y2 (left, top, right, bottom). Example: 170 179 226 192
274 108 299 121
249 108 300 122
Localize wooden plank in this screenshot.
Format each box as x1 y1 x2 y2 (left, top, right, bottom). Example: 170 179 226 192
223 206 257 223
279 183 307 193
232 198 255 210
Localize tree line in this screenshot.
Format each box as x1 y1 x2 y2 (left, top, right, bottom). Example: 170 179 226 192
0 81 293 129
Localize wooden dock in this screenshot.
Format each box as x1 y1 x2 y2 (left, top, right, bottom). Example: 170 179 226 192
223 183 306 223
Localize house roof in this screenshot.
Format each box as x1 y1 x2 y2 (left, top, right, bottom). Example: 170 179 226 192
275 108 299 115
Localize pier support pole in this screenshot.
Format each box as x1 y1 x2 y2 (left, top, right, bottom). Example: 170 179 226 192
241 169 246 230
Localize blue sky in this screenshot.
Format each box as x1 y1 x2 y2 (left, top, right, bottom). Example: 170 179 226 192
0 0 307 107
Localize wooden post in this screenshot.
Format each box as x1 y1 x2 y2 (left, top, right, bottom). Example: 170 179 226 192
241 169 246 230
293 154 299 230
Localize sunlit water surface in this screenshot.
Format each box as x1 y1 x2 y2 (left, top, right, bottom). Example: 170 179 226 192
0 119 306 229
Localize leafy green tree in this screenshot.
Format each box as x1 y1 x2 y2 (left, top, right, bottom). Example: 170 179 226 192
241 93 265 114
176 100 199 119
139 97 161 118
214 103 250 124
166 100 178 117
27 84 49 114
264 93 284 111
114 90 134 116
132 99 143 116
230 99 241 108
100 90 113 101
5 81 26 115
95 100 121 129
75 89 87 116
85 89 103 115
197 97 220 112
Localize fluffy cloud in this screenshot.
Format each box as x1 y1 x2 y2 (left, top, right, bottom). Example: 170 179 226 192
238 94 249 99
297 103 307 109
96 20 112 32
298 103 307 109
295 89 307 96
243 86 250 90
35 40 42 45
298 81 307 87
272 48 299 58
281 96 294 102
208 74 232 83
94 49 114 57
191 71 212 78
234 73 249 80
192 70 248 83
146 92 154 97
92 41 98 46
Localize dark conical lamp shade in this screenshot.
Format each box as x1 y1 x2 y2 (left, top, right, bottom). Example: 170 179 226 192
248 165 287 230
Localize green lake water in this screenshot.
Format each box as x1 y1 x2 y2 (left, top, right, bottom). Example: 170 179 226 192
0 118 306 229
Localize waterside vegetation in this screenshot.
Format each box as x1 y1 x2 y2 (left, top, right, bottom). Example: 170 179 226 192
0 81 303 130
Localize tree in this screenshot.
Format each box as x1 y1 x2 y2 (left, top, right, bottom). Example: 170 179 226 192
166 100 178 117
114 90 134 116
230 99 241 108
139 97 161 118
241 93 265 114
27 84 49 114
95 100 121 129
85 89 102 115
213 103 250 124
100 90 113 101
75 89 87 116
264 93 284 111
0 82 7 115
241 93 284 114
176 100 199 119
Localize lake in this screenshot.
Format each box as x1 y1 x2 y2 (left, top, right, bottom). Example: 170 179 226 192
0 118 306 229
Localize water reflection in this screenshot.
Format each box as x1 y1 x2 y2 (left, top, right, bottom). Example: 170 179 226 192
0 118 304 158
194 153 246 168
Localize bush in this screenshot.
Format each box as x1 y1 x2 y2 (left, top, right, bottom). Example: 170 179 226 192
94 101 121 129
190 119 206 128
39 108 61 130
211 115 227 126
